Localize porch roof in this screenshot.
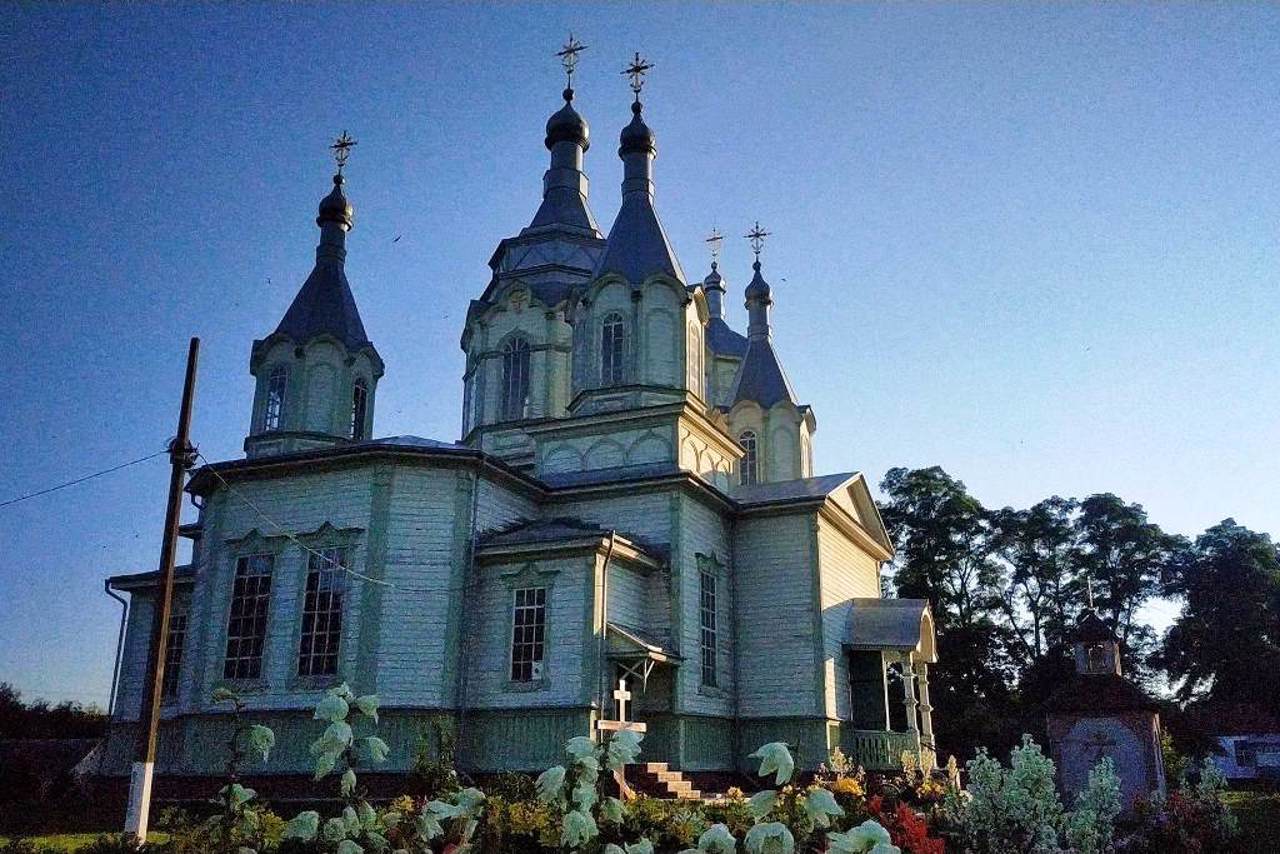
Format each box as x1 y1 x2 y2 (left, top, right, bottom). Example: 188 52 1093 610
607 622 682 664
846 598 937 663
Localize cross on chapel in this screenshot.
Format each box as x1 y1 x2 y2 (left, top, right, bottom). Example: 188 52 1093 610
596 677 647 735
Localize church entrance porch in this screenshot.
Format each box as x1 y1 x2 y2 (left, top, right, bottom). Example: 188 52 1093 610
605 623 680 766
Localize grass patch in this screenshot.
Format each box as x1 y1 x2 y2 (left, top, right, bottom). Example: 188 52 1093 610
0 833 170 852
1224 788 1280 842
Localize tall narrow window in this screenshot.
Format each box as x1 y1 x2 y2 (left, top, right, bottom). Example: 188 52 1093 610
700 571 718 687
739 431 759 486
162 597 189 700
223 554 274 679
510 587 546 682
501 336 531 420
350 379 368 440
264 366 287 431
299 548 346 677
600 313 626 387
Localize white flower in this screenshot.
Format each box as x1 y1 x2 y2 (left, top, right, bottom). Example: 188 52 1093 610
536 765 567 803
340 768 357 796
560 809 599 848
282 810 319 841
748 742 795 785
744 821 794 854
314 693 350 723
803 787 844 828
696 823 737 853
748 789 777 819
353 694 380 723
849 819 892 848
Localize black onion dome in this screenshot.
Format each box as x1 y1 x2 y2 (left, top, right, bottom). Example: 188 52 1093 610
703 262 723 289
546 89 590 150
317 174 354 229
745 261 771 300
619 101 656 154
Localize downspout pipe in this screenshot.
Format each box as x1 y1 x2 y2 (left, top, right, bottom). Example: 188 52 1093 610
453 462 483 773
597 530 617 725
105 580 128 718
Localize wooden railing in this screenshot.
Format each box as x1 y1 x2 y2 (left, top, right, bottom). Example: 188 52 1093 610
840 729 922 771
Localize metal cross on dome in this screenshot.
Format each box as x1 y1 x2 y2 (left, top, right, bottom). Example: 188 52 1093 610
745 221 771 260
557 33 587 87
705 228 724 264
623 51 654 100
330 130 357 173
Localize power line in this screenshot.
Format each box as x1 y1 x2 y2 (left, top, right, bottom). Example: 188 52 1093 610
0 449 167 510
200 454 468 596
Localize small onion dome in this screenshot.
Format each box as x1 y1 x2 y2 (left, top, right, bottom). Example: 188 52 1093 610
619 100 656 155
546 89 590 150
745 261 771 301
317 173 354 229
703 261 724 289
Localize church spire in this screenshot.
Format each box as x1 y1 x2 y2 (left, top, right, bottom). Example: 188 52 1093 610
744 221 773 340
247 134 383 459
703 228 726 319
527 34 600 235
595 51 685 283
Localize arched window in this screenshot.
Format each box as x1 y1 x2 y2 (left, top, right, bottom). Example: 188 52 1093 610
501 336 531 419
600 313 626 387
350 379 368 439
264 365 287 431
739 431 759 486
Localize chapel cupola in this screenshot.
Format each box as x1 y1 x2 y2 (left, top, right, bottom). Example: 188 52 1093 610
725 224 816 486
1073 603 1123 676
245 132 384 459
592 53 685 285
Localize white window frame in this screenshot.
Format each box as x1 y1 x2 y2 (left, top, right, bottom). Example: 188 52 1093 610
699 570 718 687
501 336 531 420
350 379 368 440
600 313 626 387
223 553 274 680
739 431 759 486
298 547 347 677
509 586 547 682
162 595 189 700
264 366 287 431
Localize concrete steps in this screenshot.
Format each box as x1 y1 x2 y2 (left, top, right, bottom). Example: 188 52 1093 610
626 762 702 800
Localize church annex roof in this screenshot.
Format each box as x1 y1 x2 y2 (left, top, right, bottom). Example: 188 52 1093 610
478 516 669 563
734 472 860 506
273 261 372 352
1045 673 1160 714
706 317 748 357
595 193 686 284
727 338 799 408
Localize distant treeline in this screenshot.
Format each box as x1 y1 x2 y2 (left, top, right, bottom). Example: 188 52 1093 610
0 682 107 740
879 466 1280 762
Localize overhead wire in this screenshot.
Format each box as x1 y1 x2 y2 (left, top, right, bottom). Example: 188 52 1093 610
0 450 168 510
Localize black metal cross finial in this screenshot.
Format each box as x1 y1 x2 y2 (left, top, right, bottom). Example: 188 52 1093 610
557 33 587 88
745 221 771 260
330 130 357 174
623 51 654 101
705 228 724 265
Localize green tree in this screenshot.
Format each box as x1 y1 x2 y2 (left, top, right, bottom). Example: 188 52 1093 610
1074 494 1184 670
879 466 1015 759
1157 519 1280 716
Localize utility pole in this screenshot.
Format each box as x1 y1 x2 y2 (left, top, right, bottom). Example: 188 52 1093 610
125 337 199 842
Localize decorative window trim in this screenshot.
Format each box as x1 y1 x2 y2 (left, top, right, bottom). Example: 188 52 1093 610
500 563 556 690
509 586 548 685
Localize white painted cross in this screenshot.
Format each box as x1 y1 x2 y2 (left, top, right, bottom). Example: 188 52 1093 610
596 677 647 734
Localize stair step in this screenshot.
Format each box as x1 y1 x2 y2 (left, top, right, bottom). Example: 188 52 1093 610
641 762 669 772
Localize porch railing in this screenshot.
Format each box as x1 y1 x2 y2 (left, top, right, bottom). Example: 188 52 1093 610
840 729 922 771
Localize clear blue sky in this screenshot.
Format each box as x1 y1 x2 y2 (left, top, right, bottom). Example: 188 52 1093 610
2 4 1277 707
